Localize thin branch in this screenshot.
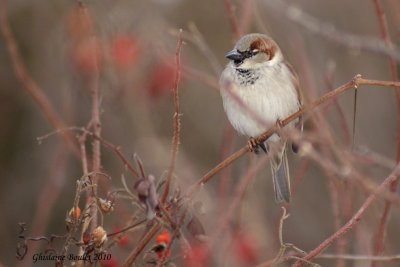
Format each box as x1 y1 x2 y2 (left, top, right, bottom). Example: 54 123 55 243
161 29 183 203
238 0 254 35
123 222 161 267
317 253 400 262
37 127 140 178
186 24 222 75
17 145 69 267
262 1 400 62
212 156 270 246
223 0 241 39
0 0 79 156
292 165 400 267
371 1 400 264
107 219 146 238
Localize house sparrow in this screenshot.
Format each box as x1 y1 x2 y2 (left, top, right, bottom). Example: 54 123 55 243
220 33 302 203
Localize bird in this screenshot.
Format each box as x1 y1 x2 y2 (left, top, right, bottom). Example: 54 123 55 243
219 33 303 203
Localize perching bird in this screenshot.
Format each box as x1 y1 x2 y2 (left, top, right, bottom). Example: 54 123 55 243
220 33 302 203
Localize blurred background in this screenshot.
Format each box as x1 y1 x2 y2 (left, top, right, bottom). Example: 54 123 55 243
1 0 400 266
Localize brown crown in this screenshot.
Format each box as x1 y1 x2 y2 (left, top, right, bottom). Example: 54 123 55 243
249 38 277 60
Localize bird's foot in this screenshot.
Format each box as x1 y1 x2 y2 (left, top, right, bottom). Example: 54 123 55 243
248 137 268 154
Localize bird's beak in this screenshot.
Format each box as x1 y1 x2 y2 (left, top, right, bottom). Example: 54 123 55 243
225 49 243 61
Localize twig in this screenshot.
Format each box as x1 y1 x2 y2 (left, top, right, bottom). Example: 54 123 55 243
223 0 241 39
371 1 400 264
0 0 79 156
37 127 139 178
323 62 351 146
238 0 254 35
186 24 222 75
161 29 183 203
213 156 270 246
123 222 161 267
182 65 219 90
107 219 146 238
292 164 400 267
75 1 102 233
76 120 93 265
262 1 400 62
317 253 400 262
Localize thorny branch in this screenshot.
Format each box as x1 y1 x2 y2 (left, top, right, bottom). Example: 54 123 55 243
85 1 102 233
161 29 184 203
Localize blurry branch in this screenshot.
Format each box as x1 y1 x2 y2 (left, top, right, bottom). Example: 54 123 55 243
81 0 102 233
292 165 400 267
107 219 146 238
0 0 79 156
37 127 139 178
372 0 400 158
161 29 183 203
262 1 400 62
238 0 254 35
388 0 400 38
323 62 351 146
182 65 219 90
123 222 161 267
185 24 222 75
317 253 400 262
223 0 241 39
18 144 69 267
371 1 400 263
185 75 400 198
212 156 269 246
292 132 400 206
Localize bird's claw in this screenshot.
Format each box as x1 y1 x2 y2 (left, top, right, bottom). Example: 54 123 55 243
248 138 268 154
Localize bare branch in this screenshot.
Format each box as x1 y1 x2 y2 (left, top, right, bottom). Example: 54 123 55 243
262 1 400 62
371 1 400 263
161 29 184 203
0 0 79 156
292 165 400 266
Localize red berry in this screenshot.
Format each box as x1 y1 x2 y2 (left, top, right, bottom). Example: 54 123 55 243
111 35 139 69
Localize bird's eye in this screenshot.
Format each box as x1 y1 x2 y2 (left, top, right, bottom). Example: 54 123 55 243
251 49 259 55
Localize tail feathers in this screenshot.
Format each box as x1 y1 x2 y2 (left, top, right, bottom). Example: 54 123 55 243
271 146 291 203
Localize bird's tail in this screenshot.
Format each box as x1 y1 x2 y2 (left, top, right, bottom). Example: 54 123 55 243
271 143 291 203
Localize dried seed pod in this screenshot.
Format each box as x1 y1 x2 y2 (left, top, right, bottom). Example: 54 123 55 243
99 198 114 213
68 206 81 220
82 230 91 245
92 226 107 247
